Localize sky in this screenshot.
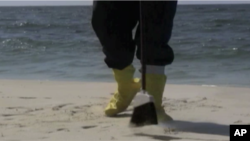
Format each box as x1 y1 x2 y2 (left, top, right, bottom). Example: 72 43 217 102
0 1 250 6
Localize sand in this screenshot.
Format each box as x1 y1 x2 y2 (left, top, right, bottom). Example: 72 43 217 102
0 79 249 141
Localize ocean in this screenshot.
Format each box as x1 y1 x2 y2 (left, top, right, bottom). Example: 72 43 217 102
0 4 249 87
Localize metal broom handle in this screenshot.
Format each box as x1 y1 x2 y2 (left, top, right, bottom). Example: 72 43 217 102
139 0 146 93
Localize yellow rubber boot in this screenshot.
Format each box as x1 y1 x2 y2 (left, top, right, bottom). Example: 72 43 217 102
145 73 173 122
104 65 141 117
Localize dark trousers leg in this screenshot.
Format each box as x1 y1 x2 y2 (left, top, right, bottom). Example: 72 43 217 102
91 1 177 69
91 1 139 70
135 1 177 66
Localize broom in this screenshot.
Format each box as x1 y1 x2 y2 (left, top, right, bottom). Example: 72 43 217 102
129 0 158 127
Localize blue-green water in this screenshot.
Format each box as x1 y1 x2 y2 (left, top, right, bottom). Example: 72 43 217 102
0 5 250 87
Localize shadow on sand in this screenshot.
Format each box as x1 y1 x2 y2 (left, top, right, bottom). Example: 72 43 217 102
134 133 182 141
160 120 229 136
110 113 132 118
134 120 229 141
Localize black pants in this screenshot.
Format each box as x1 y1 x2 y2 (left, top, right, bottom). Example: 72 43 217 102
91 1 177 70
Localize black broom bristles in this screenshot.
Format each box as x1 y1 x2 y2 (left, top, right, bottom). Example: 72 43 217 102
129 95 158 127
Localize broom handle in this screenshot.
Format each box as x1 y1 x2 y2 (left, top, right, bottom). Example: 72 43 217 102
139 1 146 93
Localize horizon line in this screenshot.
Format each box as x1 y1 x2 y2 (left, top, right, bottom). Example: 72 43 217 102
0 3 250 7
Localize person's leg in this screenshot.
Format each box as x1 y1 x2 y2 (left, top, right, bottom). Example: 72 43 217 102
135 1 177 122
92 1 139 70
91 1 140 116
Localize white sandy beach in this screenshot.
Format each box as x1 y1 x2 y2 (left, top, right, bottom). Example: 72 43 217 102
0 79 249 141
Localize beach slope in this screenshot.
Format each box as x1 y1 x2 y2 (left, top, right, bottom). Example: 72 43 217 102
0 80 249 141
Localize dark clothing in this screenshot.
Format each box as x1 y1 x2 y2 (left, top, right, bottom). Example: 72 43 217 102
91 1 177 70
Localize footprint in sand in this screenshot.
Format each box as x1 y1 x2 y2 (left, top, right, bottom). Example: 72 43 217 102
48 128 70 133
82 125 97 129
1 114 18 117
52 103 72 111
57 128 70 132
2 107 44 117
